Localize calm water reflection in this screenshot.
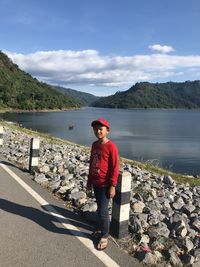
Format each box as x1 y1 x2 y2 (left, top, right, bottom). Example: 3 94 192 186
1 107 200 175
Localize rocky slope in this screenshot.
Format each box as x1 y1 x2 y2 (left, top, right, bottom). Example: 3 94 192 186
1 123 200 266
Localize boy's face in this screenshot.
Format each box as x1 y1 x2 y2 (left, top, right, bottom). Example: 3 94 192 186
93 124 109 140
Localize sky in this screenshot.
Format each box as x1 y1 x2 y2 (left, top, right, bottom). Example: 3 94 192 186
1 0 200 96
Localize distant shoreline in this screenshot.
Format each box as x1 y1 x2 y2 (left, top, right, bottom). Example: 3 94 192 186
1 106 200 114
0 107 82 113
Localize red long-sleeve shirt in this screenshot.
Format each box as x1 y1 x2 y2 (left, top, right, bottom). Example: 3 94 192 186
87 140 119 187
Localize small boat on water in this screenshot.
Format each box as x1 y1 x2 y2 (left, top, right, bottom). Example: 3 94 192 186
68 124 75 130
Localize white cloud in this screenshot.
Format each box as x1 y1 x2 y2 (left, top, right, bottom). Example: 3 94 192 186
148 44 175 54
4 48 200 93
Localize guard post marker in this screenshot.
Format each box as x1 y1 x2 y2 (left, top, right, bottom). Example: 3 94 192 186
110 171 131 239
0 126 3 146
29 138 40 173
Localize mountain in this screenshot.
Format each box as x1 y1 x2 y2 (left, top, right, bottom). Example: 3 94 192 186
53 86 99 106
92 81 200 109
0 51 80 110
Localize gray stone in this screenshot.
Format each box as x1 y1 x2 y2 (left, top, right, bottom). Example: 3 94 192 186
172 197 185 210
184 237 194 252
148 223 170 238
182 204 196 215
39 164 50 173
163 175 175 185
131 201 145 213
49 180 61 192
192 219 200 231
70 187 79 194
173 220 188 238
129 215 143 234
142 252 158 265
182 253 195 265
57 180 75 194
139 235 150 244
169 251 183 266
69 191 87 201
34 174 49 186
74 197 87 207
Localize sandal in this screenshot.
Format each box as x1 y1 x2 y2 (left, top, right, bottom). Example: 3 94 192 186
91 230 101 239
97 237 108 250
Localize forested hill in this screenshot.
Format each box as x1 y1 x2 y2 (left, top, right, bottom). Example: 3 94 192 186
53 86 99 106
0 51 80 110
92 81 200 109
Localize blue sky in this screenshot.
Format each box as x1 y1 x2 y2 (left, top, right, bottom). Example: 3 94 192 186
1 0 200 96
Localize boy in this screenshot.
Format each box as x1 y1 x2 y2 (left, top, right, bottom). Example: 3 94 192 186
87 118 119 250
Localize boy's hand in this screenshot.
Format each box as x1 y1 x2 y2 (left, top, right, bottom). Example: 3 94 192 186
109 186 116 198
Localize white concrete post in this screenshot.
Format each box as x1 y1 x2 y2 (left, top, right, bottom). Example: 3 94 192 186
29 138 40 173
0 126 3 146
110 171 132 239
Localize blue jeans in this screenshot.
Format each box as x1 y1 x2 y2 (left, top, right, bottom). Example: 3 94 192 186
93 185 110 238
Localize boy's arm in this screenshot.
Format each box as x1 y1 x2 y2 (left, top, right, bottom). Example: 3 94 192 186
109 185 116 198
109 143 119 188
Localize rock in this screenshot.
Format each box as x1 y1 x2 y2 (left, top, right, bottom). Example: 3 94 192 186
129 215 143 234
172 197 185 210
148 210 164 226
57 180 75 194
39 164 50 173
148 223 170 238
137 213 149 230
81 202 97 213
34 174 49 186
69 191 87 201
131 201 145 213
173 220 188 237
194 234 200 248
184 237 194 252
194 248 200 260
139 235 150 244
181 253 195 265
192 219 200 231
182 204 196 215
70 187 79 194
163 175 175 185
169 251 183 266
151 237 166 251
142 252 158 265
193 260 200 267
49 180 61 192
74 197 87 207
57 165 64 174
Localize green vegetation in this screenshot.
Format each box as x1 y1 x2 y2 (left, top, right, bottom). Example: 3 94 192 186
0 51 80 110
120 157 200 187
53 86 99 106
92 81 200 109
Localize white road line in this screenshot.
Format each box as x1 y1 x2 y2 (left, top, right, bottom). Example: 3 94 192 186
0 163 120 267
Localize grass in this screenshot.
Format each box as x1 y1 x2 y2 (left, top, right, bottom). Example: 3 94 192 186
1 119 200 186
119 158 200 187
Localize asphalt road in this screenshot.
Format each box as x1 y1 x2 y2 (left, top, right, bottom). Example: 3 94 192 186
0 159 140 267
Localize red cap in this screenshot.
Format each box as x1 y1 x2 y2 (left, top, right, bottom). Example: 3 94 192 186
91 118 110 129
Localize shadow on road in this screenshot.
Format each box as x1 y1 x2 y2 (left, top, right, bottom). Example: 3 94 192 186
0 198 93 239
0 160 27 172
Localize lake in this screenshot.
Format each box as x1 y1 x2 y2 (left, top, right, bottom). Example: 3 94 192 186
1 107 200 175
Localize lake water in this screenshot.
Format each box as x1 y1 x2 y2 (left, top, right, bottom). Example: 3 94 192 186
1 107 200 175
